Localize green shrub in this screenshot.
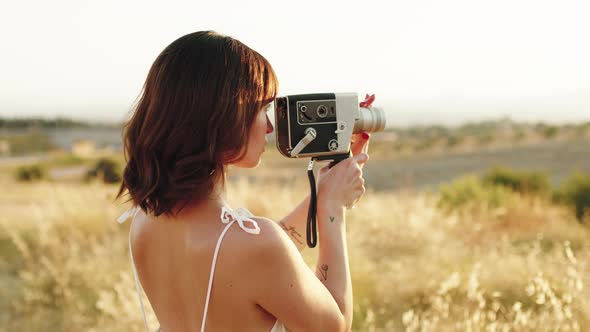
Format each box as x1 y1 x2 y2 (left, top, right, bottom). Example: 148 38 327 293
512 129 526 142
446 134 464 147
555 172 590 222
575 122 590 136
482 167 550 196
476 133 494 145
543 125 559 138
415 137 437 151
438 176 512 210
48 153 85 167
86 158 121 184
15 165 46 182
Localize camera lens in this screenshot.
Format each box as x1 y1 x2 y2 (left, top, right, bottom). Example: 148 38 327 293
317 105 328 118
355 106 386 133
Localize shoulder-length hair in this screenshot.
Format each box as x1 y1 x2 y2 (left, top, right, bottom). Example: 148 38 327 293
116 31 278 217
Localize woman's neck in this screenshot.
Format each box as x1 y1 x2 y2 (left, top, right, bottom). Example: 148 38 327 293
166 176 228 219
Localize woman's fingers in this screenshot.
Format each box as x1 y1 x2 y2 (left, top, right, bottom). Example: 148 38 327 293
351 131 370 156
353 152 369 167
362 132 370 154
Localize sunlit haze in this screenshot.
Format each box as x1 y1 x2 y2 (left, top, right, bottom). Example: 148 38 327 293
1 0 589 127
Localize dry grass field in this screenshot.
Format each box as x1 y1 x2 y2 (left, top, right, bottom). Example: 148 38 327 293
1 161 590 331
2 126 590 331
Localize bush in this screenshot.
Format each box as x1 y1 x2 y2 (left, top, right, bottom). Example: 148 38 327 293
438 176 513 210
476 133 494 145
86 158 121 184
446 134 465 147
512 129 526 142
48 153 85 167
555 172 590 222
482 167 551 196
415 137 437 151
15 165 46 182
543 125 559 139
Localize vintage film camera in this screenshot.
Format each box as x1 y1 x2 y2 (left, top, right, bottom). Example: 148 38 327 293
273 92 385 161
273 93 386 247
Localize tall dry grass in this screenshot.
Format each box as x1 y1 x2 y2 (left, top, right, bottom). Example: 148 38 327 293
1 175 590 331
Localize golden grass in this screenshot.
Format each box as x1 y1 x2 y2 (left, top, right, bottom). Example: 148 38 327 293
1 176 590 331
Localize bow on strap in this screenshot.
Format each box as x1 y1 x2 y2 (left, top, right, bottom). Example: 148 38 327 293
220 207 261 235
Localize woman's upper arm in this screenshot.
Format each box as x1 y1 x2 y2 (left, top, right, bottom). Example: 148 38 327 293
247 218 346 332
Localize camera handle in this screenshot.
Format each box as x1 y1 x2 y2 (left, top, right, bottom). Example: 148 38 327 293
306 152 351 248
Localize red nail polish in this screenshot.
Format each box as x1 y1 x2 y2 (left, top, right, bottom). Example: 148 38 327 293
362 132 370 140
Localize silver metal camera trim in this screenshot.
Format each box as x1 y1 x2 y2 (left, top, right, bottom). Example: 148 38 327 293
335 92 359 155
284 95 292 149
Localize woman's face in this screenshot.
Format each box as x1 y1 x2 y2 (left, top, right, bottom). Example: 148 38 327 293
233 103 274 168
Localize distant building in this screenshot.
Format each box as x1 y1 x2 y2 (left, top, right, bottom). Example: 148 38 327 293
0 140 10 155
72 139 96 157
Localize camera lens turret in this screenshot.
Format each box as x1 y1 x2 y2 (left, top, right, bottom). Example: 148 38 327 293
316 105 328 118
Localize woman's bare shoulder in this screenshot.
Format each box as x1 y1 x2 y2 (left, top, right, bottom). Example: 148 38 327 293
250 216 295 248
228 215 300 265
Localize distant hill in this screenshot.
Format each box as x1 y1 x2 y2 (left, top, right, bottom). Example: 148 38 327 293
375 118 590 156
0 117 122 155
0 116 119 129
1 116 590 156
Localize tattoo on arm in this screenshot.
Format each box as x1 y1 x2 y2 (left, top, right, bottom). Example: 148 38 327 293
319 264 329 281
329 216 335 223
279 221 303 245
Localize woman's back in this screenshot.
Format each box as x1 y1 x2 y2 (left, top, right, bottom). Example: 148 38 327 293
129 201 281 331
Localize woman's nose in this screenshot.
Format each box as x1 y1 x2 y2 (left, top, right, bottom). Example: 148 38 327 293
266 114 274 134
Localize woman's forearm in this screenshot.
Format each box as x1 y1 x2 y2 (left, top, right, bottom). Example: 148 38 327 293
315 204 353 330
277 194 310 252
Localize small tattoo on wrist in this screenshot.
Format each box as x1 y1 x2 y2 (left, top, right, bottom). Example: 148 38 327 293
320 264 328 280
329 216 335 223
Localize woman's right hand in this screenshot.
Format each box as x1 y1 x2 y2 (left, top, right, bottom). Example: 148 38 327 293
316 132 370 211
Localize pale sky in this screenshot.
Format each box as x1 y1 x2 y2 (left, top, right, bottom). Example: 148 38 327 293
1 0 589 126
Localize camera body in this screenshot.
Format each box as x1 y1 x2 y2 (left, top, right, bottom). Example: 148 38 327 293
273 92 385 159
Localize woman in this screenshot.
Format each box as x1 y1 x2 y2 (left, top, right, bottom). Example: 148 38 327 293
116 31 370 332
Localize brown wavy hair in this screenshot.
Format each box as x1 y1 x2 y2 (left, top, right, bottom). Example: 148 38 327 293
116 31 278 217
